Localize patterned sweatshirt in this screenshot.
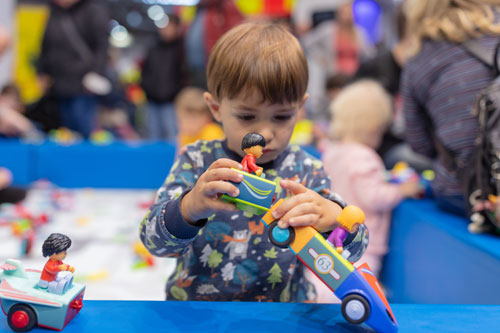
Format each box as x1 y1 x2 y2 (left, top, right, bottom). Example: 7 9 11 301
140 139 342 302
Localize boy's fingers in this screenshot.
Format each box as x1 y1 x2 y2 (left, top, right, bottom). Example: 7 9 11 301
272 193 311 219
280 179 307 195
209 158 243 170
205 181 240 197
278 202 319 224
287 214 318 227
205 168 243 183
210 200 239 213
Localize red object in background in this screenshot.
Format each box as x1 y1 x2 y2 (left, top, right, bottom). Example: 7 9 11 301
263 0 289 17
203 0 244 62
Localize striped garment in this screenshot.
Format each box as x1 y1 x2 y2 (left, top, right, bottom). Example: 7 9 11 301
401 36 499 196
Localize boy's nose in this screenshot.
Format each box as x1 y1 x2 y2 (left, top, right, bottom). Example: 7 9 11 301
259 127 274 145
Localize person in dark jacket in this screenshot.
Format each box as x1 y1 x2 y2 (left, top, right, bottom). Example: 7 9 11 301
37 0 109 138
141 14 184 141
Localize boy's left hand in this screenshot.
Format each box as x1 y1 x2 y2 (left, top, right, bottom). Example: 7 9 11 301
272 179 342 233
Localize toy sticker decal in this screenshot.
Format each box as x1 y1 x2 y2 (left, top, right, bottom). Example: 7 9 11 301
308 248 340 279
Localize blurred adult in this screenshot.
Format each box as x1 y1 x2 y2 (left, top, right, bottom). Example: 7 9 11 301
0 26 28 204
141 14 184 141
0 26 10 56
184 0 243 88
0 26 34 137
301 0 373 120
37 0 109 138
351 4 432 173
401 0 500 215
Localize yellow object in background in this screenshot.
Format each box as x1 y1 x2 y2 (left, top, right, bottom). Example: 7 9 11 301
179 122 225 148
14 5 49 104
290 119 313 146
235 0 264 15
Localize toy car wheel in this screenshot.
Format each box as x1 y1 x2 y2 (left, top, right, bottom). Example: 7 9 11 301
7 304 37 332
268 221 295 248
341 294 370 325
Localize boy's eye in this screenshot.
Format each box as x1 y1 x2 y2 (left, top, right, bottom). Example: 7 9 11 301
274 115 293 121
237 114 255 121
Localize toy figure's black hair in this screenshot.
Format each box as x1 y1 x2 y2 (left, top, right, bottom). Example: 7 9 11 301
42 233 72 257
241 133 266 150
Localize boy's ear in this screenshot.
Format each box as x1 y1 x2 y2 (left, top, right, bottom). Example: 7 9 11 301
203 92 221 122
299 93 309 109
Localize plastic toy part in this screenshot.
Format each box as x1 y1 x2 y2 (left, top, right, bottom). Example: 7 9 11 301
0 259 85 332
220 168 276 215
341 294 370 324
7 304 37 332
268 221 295 247
261 200 398 332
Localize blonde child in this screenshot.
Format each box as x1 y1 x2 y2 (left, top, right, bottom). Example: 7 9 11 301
175 87 224 147
139 22 358 302
308 80 421 303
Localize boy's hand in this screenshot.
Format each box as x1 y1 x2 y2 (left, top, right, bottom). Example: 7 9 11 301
272 179 342 233
181 158 243 224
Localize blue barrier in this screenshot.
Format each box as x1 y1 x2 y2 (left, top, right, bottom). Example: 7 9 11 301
0 139 176 188
382 199 500 304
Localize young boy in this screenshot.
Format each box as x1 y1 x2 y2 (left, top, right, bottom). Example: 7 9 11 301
140 22 346 302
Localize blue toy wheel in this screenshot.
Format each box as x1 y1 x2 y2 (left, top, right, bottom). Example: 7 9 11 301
268 221 295 248
341 294 370 325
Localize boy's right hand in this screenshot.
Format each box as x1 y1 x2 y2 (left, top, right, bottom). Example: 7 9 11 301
180 158 243 224
400 179 422 199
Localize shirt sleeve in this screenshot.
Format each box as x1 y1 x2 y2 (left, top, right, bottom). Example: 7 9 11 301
139 149 205 257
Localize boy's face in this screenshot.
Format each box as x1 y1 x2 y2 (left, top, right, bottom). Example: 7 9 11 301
205 90 308 164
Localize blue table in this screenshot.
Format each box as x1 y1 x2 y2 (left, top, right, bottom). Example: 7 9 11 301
3 301 497 333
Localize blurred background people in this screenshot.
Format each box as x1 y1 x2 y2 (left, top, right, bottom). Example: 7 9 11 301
141 13 184 142
175 86 224 148
350 3 432 173
37 0 110 139
301 0 373 122
184 0 243 89
401 0 500 216
309 80 421 303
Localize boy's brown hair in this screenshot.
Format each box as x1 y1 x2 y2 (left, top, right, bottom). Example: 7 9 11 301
206 22 308 104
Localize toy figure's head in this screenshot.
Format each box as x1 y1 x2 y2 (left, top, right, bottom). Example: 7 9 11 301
337 205 366 232
242 133 266 159
42 233 72 259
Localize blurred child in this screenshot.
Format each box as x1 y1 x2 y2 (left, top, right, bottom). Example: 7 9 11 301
326 80 421 274
141 13 184 141
139 22 360 302
175 87 223 147
306 80 421 303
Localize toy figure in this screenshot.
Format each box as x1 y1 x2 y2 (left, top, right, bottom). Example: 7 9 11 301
241 133 265 177
327 205 366 254
38 233 75 295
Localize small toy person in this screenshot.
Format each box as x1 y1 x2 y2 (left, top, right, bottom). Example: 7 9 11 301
38 233 75 294
241 133 265 176
327 205 366 254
